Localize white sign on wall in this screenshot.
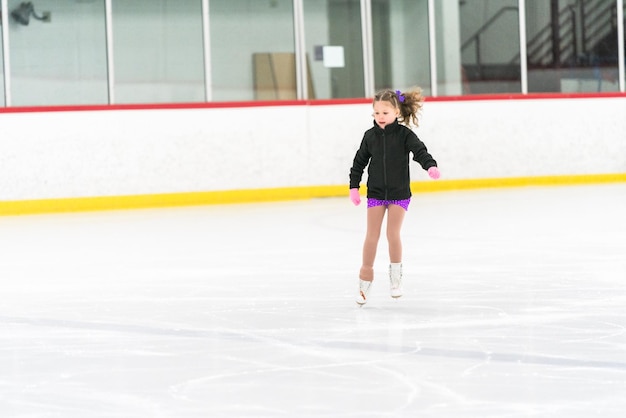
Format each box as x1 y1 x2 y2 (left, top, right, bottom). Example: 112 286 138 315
322 46 345 68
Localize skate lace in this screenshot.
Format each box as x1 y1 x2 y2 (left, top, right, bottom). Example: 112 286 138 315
390 269 402 288
359 280 372 298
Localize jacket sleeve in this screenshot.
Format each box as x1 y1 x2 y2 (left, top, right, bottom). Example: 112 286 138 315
349 136 370 189
407 132 437 170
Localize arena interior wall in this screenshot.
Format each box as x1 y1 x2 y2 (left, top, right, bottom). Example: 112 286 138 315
1 95 625 215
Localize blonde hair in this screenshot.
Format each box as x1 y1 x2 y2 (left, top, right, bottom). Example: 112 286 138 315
373 87 424 128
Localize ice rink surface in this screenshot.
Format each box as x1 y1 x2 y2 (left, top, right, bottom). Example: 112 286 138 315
1 183 626 417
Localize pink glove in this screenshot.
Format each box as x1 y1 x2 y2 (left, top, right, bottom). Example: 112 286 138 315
428 166 440 180
349 188 361 206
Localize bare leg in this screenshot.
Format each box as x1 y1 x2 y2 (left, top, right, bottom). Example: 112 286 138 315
360 205 387 281
386 204 406 263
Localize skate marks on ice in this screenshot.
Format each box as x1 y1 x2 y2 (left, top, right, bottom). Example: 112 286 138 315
1 184 626 417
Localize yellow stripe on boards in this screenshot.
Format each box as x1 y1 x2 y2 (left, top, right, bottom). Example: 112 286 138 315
1 174 625 216
413 173 626 193
0 185 347 216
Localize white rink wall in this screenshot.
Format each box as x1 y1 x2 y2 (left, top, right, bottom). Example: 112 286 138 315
1 96 625 201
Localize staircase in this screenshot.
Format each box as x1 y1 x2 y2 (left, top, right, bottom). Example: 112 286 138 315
525 0 618 68
462 0 619 85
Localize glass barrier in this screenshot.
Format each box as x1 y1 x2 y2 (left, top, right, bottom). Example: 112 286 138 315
459 0 522 95
371 0 432 96
112 0 205 104
210 0 295 102
8 0 108 106
525 0 619 93
0 12 4 106
303 0 364 99
0 0 623 107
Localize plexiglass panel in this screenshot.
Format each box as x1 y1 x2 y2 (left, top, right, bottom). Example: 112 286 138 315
112 0 205 104
433 0 461 96
525 0 619 93
0 13 4 107
459 0 521 94
0 0 624 106
209 0 295 102
8 0 108 106
371 0 431 96
303 0 364 99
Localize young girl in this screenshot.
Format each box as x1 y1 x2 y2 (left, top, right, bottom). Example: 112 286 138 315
349 88 440 305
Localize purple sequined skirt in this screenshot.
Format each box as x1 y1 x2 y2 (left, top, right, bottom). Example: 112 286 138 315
367 198 411 211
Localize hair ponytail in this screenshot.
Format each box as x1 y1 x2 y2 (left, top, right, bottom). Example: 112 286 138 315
374 87 424 128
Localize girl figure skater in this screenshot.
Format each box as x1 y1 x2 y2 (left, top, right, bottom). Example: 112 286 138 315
349 88 440 305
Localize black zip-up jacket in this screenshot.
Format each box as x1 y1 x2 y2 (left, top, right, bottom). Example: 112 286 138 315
349 120 437 200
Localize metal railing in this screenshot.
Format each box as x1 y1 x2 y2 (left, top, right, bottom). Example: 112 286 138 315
524 0 616 67
464 1 617 73
461 6 519 79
